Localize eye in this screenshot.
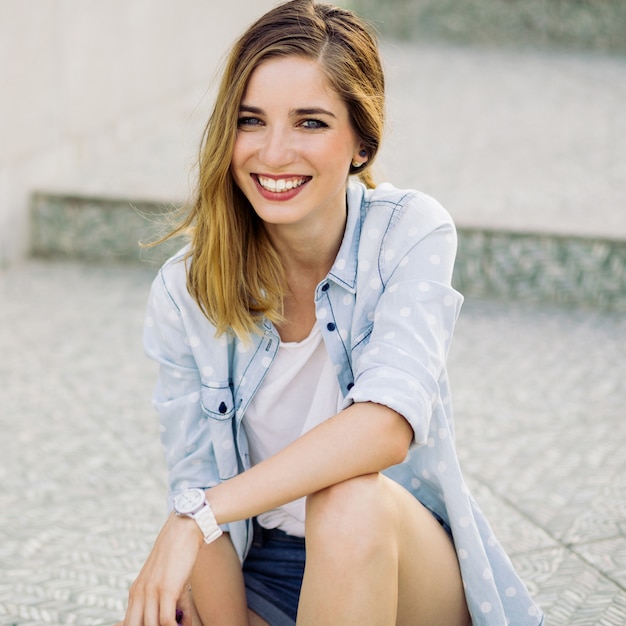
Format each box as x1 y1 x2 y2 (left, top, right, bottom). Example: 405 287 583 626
237 116 263 129
300 118 329 130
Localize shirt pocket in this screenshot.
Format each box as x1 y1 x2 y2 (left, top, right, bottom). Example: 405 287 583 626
201 383 237 480
201 383 235 420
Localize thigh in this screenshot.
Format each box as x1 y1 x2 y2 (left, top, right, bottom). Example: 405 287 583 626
299 474 469 626
248 610 271 626
385 477 470 626
189 532 250 626
189 531 282 626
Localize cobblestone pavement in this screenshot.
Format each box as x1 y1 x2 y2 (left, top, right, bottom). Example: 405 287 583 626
1 260 624 625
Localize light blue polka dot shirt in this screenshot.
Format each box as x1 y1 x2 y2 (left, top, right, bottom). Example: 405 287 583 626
144 181 544 625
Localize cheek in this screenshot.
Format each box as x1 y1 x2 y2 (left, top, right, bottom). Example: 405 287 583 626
307 136 351 167
231 138 250 180
325 140 356 172
333 130 360 162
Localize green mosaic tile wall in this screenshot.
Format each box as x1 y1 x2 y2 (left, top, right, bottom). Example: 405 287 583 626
31 193 187 267
347 0 626 53
454 229 626 311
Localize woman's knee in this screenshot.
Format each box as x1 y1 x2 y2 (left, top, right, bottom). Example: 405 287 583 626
304 474 397 556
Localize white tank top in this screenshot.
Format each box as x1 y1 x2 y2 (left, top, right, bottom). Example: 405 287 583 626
243 323 343 536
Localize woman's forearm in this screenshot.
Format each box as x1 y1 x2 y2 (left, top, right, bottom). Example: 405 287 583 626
206 401 413 525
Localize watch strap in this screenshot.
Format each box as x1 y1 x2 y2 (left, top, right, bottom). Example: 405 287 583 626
193 501 223 544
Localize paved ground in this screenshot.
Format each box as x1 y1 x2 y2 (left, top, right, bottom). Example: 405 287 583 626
0 259 624 625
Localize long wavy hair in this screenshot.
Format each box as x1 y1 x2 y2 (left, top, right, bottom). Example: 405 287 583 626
166 0 385 339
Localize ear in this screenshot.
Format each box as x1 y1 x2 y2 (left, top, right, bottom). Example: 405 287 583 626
351 147 369 169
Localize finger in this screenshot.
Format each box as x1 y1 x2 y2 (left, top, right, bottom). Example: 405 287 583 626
123 589 145 626
159 592 180 626
143 591 161 626
175 582 192 625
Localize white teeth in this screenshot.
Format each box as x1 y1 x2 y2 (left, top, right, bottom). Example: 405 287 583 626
257 176 307 193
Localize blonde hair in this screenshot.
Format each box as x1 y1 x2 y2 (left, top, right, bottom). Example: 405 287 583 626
168 0 385 339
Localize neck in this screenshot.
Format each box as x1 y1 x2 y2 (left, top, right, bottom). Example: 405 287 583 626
266 212 347 283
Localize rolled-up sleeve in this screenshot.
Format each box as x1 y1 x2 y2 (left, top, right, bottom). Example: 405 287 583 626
345 196 463 444
143 267 229 514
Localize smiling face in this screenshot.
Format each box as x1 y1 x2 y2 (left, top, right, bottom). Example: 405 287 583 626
231 55 365 240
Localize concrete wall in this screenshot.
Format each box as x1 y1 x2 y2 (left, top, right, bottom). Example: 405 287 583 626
0 0 275 266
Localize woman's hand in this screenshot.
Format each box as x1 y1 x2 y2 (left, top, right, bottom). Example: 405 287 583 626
122 512 203 626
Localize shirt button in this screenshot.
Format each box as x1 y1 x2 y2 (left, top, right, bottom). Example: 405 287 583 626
218 402 228 414
347 382 354 391
326 322 336 332
321 283 330 291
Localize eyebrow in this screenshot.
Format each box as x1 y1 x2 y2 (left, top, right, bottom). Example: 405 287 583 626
239 104 337 118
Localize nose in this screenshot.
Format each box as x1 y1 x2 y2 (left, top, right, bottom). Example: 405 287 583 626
257 124 296 169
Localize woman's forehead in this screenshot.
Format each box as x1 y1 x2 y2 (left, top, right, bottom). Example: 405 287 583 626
242 56 342 109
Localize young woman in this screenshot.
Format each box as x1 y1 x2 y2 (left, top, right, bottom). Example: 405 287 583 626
119 1 543 624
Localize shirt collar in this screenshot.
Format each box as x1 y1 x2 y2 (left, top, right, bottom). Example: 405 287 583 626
326 180 365 293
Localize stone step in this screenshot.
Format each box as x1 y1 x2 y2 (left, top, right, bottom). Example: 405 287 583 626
455 228 625 311
31 191 626 312
30 191 186 268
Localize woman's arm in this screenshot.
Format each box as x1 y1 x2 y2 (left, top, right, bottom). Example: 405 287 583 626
122 401 412 626
207 400 413 524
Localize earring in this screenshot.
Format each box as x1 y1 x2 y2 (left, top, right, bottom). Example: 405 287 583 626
352 149 368 168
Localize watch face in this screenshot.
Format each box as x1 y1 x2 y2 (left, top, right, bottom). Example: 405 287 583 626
175 488 205 515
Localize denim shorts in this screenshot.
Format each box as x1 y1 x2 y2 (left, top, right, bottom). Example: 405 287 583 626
243 519 305 626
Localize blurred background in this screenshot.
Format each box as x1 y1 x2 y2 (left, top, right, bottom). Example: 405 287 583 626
349 0 626 51
0 0 276 266
1 0 624 308
348 0 626 308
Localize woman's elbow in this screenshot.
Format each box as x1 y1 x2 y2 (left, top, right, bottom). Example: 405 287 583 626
376 405 414 466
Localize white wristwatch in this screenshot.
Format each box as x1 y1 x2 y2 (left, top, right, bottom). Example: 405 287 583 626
173 488 223 544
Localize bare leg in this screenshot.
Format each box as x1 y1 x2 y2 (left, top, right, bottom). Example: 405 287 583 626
297 474 470 626
188 532 269 626
247 610 271 626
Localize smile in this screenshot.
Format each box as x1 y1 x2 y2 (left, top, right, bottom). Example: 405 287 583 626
256 175 310 193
